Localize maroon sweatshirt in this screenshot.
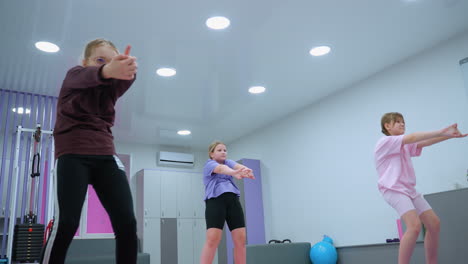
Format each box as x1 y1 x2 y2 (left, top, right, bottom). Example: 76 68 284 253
53 65 134 159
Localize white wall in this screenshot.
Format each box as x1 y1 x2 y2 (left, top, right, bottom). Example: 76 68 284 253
228 31 468 247
114 141 207 198
115 142 207 177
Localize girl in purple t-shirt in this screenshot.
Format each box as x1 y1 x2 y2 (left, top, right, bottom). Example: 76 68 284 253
374 112 466 264
200 141 255 264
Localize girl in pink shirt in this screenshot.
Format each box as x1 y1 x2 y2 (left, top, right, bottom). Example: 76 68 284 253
374 112 466 264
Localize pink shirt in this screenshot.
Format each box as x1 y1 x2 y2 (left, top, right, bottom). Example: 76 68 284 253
374 135 423 198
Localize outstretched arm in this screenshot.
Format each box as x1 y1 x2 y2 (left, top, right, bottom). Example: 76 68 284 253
102 54 137 80
403 123 467 147
416 136 451 148
234 164 255 179
213 164 249 180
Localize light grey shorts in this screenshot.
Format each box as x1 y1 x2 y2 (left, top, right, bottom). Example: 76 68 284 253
382 190 432 217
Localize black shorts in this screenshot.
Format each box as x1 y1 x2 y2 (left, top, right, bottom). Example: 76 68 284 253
205 192 245 231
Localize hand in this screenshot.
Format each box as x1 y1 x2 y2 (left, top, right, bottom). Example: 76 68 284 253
124 45 131 56
102 54 138 80
241 168 255 179
232 167 246 180
455 127 468 138
441 124 467 138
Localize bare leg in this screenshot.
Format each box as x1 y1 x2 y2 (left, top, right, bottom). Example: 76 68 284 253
419 210 440 264
200 228 222 264
231 227 246 264
399 210 421 264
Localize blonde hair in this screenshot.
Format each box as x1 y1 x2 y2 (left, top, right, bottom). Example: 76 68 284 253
381 112 404 136
208 141 225 159
83 38 118 62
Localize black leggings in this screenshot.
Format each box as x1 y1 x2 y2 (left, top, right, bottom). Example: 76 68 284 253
205 192 245 231
41 154 137 264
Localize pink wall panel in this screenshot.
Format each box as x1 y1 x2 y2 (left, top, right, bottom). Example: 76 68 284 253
82 154 131 235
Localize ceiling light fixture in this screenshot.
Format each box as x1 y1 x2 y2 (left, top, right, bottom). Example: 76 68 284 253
177 130 191 136
12 107 31 114
35 41 60 53
206 16 230 30
309 46 331 56
248 86 266 94
156 68 176 77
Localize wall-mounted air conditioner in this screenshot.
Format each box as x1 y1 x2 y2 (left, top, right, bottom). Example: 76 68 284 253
158 151 194 167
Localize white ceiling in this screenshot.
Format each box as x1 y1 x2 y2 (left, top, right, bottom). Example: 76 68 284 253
1 0 468 150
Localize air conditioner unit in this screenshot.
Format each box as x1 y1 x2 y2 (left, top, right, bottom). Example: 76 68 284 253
158 151 194 167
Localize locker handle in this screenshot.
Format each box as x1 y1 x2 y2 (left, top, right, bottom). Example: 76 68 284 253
144 209 148 216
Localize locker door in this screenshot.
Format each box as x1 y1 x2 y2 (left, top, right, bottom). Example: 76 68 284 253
177 219 194 264
160 171 177 218
177 172 192 218
143 170 161 218
143 217 161 264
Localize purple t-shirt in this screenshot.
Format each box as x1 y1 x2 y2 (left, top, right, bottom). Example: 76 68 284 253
53 65 134 159
203 159 240 200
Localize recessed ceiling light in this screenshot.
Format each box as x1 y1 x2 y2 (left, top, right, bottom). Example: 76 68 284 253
156 68 176 77
177 130 191 136
309 46 331 56
35 41 60 53
12 107 31 114
248 86 266 94
206 16 230 30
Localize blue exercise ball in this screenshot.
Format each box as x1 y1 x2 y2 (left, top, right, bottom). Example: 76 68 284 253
309 235 338 264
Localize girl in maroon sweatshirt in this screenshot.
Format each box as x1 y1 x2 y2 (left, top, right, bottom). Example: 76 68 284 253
42 39 138 264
